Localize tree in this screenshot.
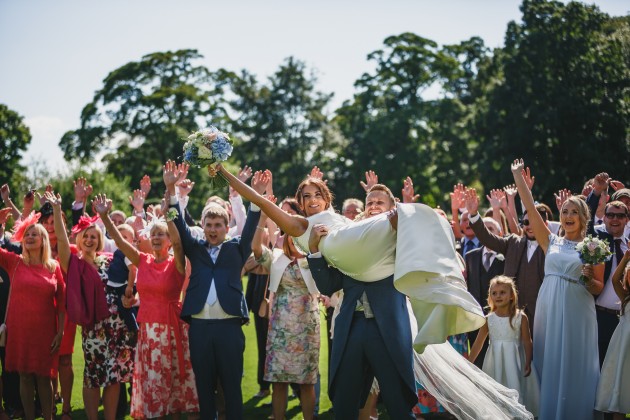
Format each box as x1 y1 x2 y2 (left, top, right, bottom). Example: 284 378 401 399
226 57 334 199
0 103 32 185
59 49 229 197
475 0 630 202
334 33 481 205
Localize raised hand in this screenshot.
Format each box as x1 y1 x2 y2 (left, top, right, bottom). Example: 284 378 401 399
0 208 12 225
592 172 609 194
510 159 525 175
23 189 35 210
176 179 195 198
581 184 594 197
265 169 274 196
554 189 572 211
609 179 625 191
464 188 479 216
237 165 253 183
360 170 379 193
163 160 188 191
140 175 151 196
92 194 112 216
503 184 517 198
128 189 146 213
0 184 10 204
44 191 62 209
310 166 324 180
487 189 507 209
450 183 466 210
73 177 93 203
522 167 535 190
401 176 420 203
251 170 270 195
35 184 54 207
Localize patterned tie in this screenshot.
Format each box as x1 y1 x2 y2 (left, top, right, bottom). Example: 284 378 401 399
483 252 492 272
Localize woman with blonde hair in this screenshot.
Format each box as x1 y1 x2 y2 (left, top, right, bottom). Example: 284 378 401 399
0 208 65 420
48 193 135 420
511 159 602 420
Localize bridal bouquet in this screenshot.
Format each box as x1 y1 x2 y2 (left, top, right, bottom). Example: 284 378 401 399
182 126 233 188
575 235 612 283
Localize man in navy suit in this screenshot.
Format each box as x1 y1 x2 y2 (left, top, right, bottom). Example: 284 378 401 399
307 184 416 419
164 161 263 420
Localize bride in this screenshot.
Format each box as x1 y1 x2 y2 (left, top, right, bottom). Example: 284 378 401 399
217 165 485 351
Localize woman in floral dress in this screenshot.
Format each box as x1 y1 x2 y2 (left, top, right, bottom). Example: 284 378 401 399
94 194 199 419
252 209 320 420
50 193 135 420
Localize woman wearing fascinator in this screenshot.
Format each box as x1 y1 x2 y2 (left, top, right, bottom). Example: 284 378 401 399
0 207 66 420
47 193 135 420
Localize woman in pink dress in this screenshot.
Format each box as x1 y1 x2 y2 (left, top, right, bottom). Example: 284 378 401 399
94 194 199 419
0 208 65 420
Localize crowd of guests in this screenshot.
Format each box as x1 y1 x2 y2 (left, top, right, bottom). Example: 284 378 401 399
0 158 627 420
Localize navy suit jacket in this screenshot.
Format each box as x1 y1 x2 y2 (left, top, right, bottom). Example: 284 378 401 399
173 204 260 323
307 255 416 407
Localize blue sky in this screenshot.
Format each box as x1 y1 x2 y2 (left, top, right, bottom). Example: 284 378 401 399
1 0 628 173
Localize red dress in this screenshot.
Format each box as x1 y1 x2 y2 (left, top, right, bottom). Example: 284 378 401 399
0 248 65 377
130 253 199 418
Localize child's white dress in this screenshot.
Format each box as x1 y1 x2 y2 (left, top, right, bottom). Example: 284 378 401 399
595 308 630 414
483 312 540 416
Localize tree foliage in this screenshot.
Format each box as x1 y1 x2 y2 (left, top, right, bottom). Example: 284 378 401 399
59 49 228 196
475 0 630 203
0 103 32 185
226 57 333 199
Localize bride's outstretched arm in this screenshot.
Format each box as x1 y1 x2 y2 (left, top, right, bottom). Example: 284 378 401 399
217 165 308 237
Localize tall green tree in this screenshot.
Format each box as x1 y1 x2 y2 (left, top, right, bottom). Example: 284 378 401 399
59 49 229 197
0 103 32 185
226 57 334 199
475 0 630 202
334 33 480 205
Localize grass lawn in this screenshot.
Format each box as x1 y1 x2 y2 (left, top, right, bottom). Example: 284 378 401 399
59 282 342 419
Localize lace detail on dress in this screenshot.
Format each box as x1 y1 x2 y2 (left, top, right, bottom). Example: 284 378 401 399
487 312 521 343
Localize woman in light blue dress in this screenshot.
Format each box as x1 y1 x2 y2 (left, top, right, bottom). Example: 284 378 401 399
511 159 604 420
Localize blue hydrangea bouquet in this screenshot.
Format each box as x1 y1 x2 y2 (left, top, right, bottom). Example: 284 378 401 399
182 126 233 189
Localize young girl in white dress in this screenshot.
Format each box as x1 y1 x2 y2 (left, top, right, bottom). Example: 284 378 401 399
469 275 540 416
595 250 630 419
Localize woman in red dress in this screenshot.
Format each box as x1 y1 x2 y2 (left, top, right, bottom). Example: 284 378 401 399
94 193 199 419
0 208 65 420
49 193 135 420
39 202 77 419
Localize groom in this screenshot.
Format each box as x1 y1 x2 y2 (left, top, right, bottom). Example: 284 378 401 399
307 184 416 419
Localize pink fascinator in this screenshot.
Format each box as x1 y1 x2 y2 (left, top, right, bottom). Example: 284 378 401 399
71 214 100 235
12 211 42 242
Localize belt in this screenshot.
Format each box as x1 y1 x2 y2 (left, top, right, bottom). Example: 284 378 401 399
596 305 620 316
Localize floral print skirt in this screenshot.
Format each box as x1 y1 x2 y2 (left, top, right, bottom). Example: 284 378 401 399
130 322 199 418
264 264 320 384
82 290 135 388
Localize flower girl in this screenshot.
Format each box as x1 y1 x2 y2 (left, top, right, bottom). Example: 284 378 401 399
469 276 540 416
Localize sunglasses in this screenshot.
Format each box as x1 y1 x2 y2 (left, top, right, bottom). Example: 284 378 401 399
605 212 628 220
521 219 530 226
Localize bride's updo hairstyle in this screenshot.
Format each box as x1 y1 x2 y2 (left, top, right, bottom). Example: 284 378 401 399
295 177 334 214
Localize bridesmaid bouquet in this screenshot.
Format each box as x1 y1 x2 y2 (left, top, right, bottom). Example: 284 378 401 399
575 235 612 283
182 126 233 189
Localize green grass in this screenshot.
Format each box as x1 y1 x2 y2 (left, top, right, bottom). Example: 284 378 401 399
60 298 336 419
